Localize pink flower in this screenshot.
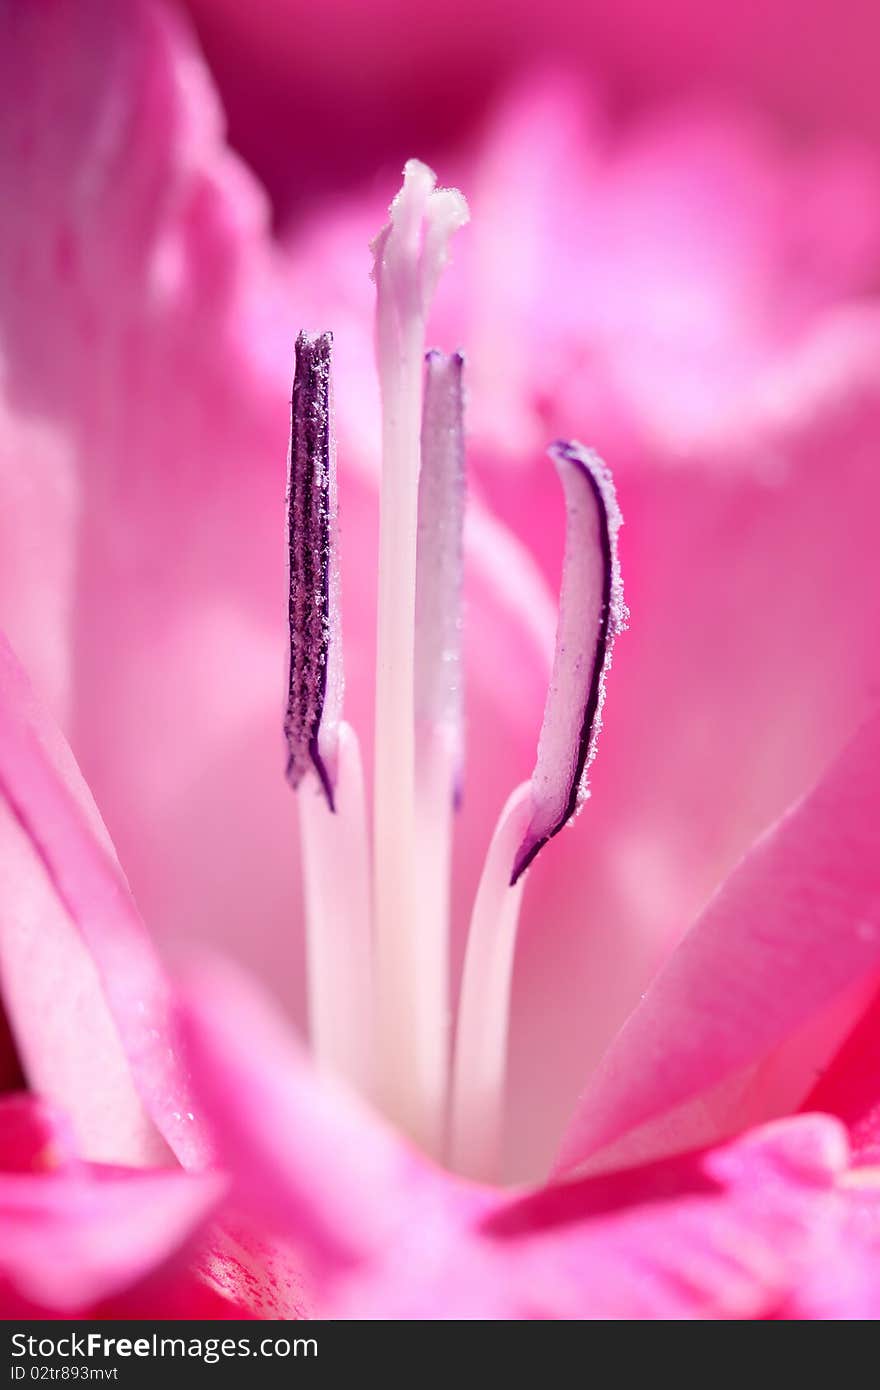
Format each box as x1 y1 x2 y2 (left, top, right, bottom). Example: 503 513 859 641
1 0 880 1319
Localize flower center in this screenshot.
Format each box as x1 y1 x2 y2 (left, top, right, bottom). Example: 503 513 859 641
285 161 626 1182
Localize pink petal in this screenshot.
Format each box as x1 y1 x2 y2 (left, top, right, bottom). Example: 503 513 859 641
177 956 880 1318
0 1161 223 1315
337 1115 878 1320
0 0 306 1019
506 385 880 1179
444 75 880 475
463 1116 856 1321
0 633 208 1167
555 712 880 1177
177 954 410 1279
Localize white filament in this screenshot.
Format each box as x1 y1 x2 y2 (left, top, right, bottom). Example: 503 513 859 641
299 722 373 1095
412 350 466 1155
450 783 532 1183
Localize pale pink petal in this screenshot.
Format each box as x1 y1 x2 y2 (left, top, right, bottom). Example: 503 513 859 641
555 713 880 1177
443 75 880 474
777 1178 880 1319
0 633 208 1167
0 0 305 1018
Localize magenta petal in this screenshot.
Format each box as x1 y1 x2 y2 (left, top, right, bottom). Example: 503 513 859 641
512 441 626 883
555 712 880 1176
803 983 880 1165
0 634 209 1167
178 955 408 1276
328 1113 869 1319
0 1162 223 1314
0 1094 79 1176
472 1116 854 1321
177 951 880 1318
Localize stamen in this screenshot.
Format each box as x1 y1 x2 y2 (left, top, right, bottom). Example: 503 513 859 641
371 162 468 1152
416 350 466 761
282 171 626 1180
511 441 627 885
285 333 372 1093
451 443 626 1180
298 723 373 1095
412 349 467 1148
284 331 343 808
450 783 532 1183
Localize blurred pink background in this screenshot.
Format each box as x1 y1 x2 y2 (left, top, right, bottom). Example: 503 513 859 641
182 0 880 228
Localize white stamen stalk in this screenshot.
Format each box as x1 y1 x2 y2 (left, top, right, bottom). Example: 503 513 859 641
413 349 466 1156
371 161 467 1152
450 783 532 1183
412 722 456 1126
299 722 373 1096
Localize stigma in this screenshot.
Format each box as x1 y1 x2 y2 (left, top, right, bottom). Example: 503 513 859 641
284 160 626 1181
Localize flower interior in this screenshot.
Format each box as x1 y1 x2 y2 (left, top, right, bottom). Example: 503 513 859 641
285 160 627 1183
